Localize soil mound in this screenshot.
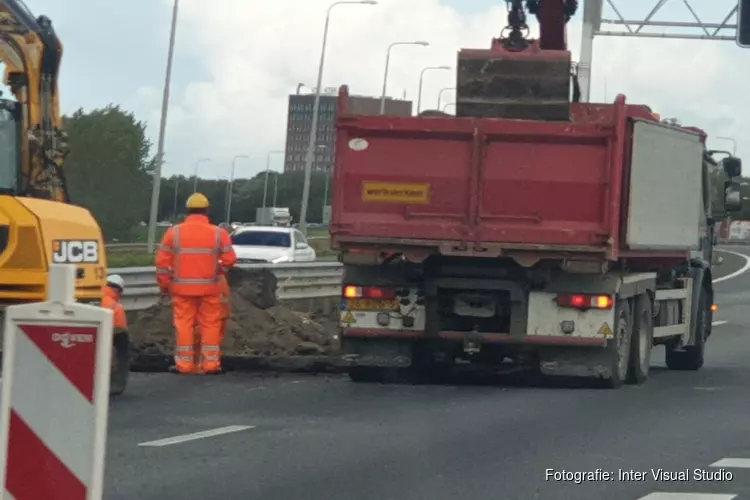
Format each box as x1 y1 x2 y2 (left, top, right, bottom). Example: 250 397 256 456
127 268 339 363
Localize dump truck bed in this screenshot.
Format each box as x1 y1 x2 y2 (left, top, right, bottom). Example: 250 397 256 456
331 91 705 263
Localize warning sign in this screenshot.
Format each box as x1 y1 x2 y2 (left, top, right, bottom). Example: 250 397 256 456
361 181 430 204
598 323 614 338
342 311 356 325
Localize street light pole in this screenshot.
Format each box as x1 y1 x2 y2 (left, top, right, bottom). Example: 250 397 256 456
417 66 450 114
322 167 331 220
173 177 179 219
437 87 455 109
315 144 330 217
146 0 179 254
379 40 430 115
716 136 737 156
262 150 284 208
226 154 248 223
299 0 378 236
192 158 210 193
214 175 229 223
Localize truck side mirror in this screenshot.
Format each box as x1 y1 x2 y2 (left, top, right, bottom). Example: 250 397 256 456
722 156 742 178
738 0 750 48
724 181 742 212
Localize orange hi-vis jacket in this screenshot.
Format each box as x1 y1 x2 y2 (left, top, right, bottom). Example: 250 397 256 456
155 214 237 296
101 285 128 330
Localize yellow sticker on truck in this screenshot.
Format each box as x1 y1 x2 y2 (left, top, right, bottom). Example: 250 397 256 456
342 311 356 325
361 181 430 204
598 323 613 338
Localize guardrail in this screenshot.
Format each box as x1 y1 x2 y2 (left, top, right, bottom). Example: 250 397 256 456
106 237 329 253
106 243 151 253
112 262 344 311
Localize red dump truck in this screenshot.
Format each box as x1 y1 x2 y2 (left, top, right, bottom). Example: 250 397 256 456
330 1 743 388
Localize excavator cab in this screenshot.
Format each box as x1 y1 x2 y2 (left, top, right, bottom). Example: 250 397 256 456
0 98 20 195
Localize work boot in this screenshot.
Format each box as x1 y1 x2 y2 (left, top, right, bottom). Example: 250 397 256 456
201 362 224 375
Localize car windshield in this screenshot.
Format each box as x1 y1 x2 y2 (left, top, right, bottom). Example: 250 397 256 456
231 231 291 248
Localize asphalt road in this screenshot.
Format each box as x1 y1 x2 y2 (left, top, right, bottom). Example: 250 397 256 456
103 247 750 500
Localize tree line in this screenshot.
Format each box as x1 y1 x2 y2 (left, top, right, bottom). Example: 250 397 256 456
62 105 330 242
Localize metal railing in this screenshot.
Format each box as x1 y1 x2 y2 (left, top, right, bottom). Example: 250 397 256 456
106 243 152 253
106 236 329 253
112 262 344 311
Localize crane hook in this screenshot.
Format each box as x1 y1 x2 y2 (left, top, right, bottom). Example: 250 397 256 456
498 0 530 51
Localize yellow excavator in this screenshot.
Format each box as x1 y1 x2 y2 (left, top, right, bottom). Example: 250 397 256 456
0 0 129 395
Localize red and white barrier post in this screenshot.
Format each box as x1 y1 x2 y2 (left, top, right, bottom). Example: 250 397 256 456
0 264 113 500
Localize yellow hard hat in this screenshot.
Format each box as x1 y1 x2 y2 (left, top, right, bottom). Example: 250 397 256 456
186 192 210 209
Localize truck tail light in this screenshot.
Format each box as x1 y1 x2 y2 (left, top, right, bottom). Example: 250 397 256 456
343 286 396 299
557 293 613 310
711 304 718 313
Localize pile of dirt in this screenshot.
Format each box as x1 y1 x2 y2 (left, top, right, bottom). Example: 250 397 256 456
127 268 340 365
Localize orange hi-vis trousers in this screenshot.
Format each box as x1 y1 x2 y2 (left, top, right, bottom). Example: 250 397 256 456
172 294 223 374
191 289 230 371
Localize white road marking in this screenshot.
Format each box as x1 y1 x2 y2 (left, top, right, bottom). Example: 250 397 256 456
138 425 256 447
712 320 728 326
637 494 736 500
713 250 750 283
710 458 750 468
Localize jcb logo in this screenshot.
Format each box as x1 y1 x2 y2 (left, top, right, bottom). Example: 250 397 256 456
52 240 100 264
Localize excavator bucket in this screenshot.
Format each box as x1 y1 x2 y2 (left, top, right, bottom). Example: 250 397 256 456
455 44 572 121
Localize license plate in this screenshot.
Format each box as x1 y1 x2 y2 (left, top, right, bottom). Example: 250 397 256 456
347 298 400 311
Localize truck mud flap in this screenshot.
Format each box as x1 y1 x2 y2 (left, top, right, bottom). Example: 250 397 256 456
341 338 413 368
538 346 613 379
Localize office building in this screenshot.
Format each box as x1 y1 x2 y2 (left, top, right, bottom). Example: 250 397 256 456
284 92 412 173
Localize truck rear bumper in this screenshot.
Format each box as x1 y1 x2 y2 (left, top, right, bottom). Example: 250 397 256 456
341 328 606 347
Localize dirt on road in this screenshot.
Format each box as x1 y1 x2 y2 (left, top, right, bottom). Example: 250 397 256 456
126 268 340 367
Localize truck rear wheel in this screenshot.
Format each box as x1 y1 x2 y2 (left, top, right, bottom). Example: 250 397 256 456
601 298 632 389
409 348 452 384
665 288 707 371
626 294 653 385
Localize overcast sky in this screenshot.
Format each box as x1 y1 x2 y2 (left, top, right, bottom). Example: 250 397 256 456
22 0 750 179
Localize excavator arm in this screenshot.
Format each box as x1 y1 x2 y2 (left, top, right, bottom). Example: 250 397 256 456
0 0 69 203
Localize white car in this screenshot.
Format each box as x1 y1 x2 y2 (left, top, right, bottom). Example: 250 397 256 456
230 226 316 264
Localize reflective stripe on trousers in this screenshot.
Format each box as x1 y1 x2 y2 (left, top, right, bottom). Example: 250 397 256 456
174 345 194 364
202 344 220 362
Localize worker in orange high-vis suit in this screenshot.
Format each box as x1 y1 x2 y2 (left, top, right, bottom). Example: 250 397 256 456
101 274 130 395
101 274 128 330
155 193 237 375
219 272 231 343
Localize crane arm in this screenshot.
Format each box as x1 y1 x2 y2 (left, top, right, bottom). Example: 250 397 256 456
495 0 578 51
0 0 69 203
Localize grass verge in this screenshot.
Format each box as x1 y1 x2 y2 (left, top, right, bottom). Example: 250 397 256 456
107 251 157 268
